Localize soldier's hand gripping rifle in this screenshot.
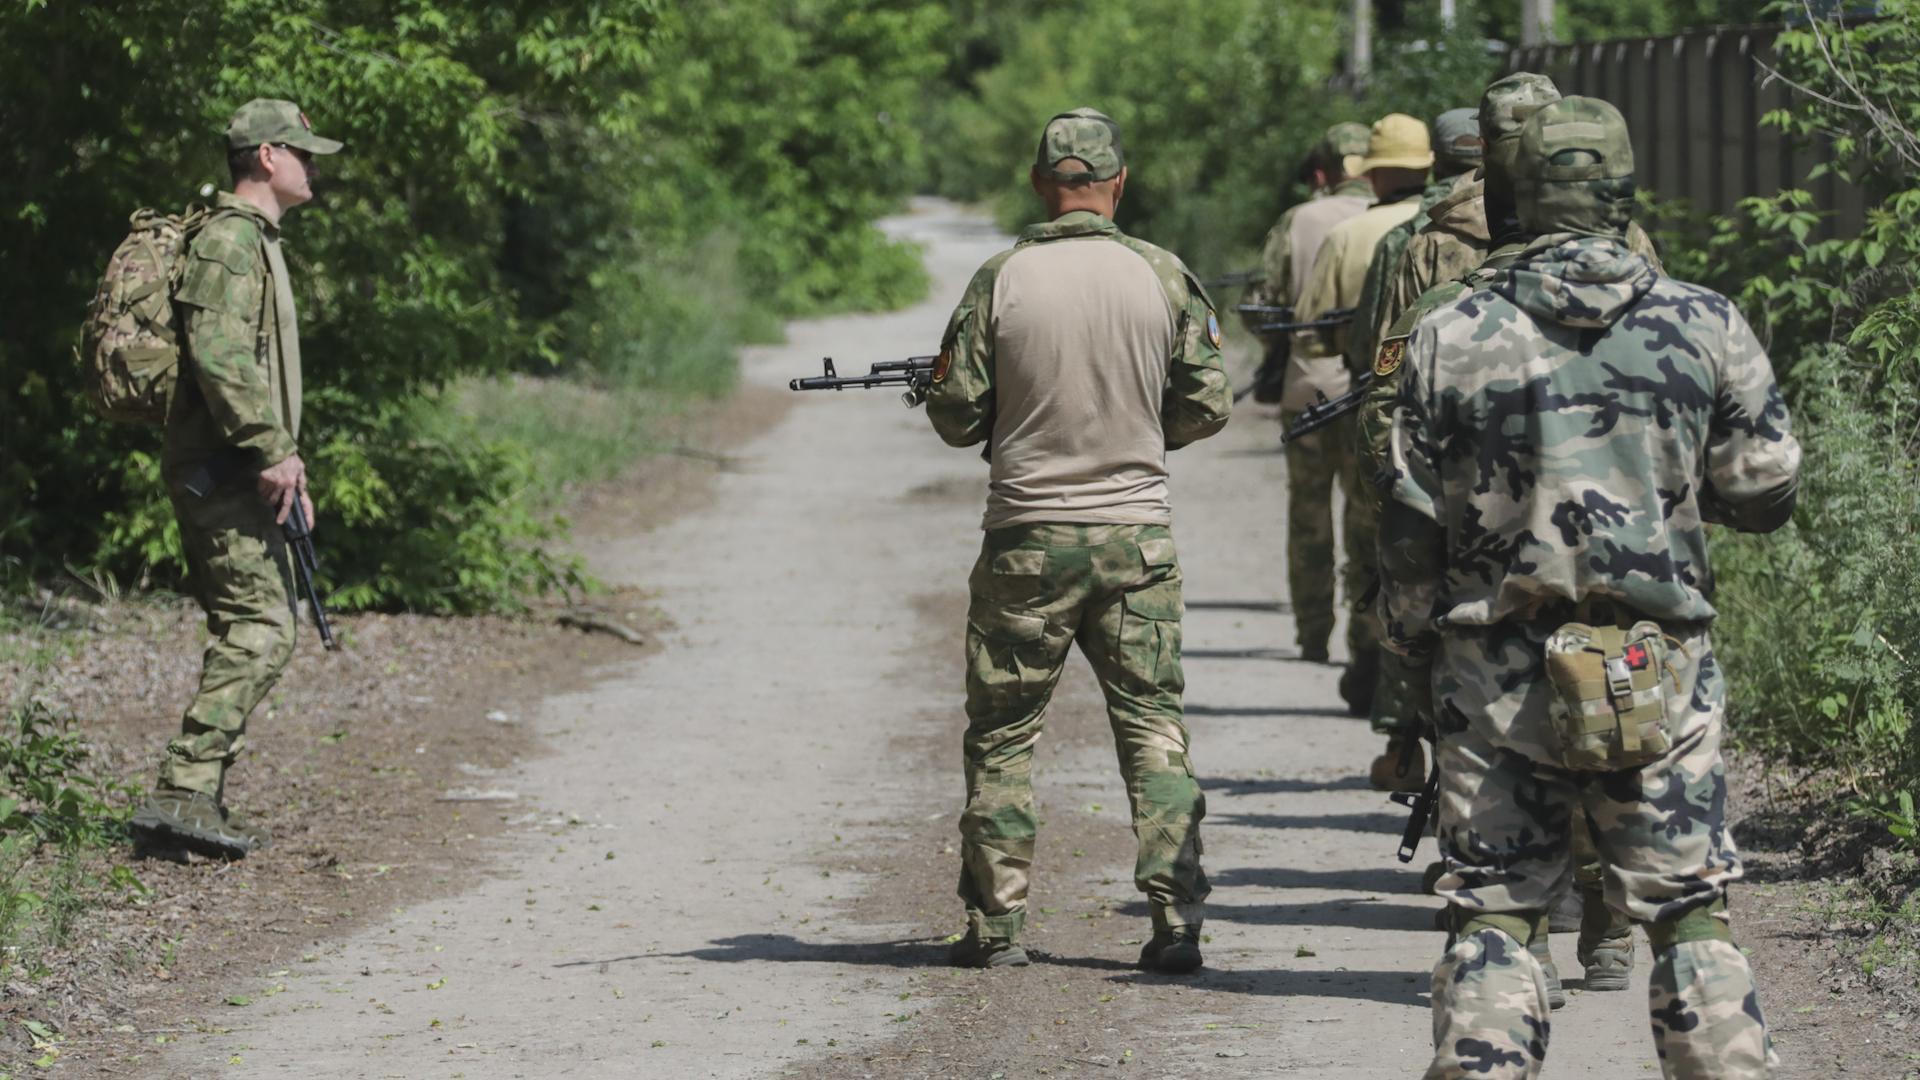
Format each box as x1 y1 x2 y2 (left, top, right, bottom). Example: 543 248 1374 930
183 451 339 651
1280 371 1374 444
789 356 940 408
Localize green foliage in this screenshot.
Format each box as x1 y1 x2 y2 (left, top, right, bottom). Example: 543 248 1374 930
1664 1 1920 843
921 0 1507 276
0 0 943 613
924 0 1346 274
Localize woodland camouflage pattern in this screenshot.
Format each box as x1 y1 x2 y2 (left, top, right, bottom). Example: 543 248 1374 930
154 193 304 798
1382 101 1799 1071
956 524 1207 942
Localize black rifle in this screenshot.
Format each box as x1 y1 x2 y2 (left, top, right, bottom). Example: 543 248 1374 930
789 356 939 408
1280 370 1374 444
283 496 337 651
1389 739 1440 863
1204 268 1262 290
183 452 339 651
1252 306 1357 335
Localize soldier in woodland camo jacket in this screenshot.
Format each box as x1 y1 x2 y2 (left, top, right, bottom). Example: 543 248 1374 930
1380 98 1799 1079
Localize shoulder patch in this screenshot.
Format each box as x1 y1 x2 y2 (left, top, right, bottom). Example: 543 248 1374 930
932 346 952 384
1205 312 1222 349
1374 337 1408 378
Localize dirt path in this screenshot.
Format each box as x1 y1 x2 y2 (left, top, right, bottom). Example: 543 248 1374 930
156 201 1842 1078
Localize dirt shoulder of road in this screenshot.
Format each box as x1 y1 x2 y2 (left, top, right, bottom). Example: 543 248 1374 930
0 384 786 1075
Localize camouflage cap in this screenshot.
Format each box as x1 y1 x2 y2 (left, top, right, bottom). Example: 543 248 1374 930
1433 107 1484 167
1514 97 1637 238
1317 121 1373 178
1356 113 1434 173
226 98 343 155
1035 107 1124 182
1479 72 1562 144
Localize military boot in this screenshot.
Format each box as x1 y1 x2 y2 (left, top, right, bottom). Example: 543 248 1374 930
1528 934 1567 1010
947 928 1029 969
131 789 267 858
1368 736 1425 792
1576 889 1635 991
1138 925 1204 974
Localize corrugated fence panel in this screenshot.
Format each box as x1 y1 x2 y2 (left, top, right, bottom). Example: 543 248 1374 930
1511 24 1868 233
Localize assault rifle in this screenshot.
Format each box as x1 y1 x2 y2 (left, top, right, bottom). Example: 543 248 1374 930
1248 305 1357 335
1281 371 1374 444
789 355 939 408
182 451 339 651
1203 268 1262 291
1389 739 1440 863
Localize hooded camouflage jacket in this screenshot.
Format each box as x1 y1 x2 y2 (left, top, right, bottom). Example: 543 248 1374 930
1379 237 1801 655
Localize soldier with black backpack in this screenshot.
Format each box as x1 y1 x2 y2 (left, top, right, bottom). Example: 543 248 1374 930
113 98 341 858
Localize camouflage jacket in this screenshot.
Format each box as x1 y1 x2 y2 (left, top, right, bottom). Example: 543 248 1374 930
927 209 1230 470
163 193 301 482
1378 237 1802 655
1345 173 1472 376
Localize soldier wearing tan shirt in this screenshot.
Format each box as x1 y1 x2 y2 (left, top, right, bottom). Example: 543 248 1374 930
927 107 1231 974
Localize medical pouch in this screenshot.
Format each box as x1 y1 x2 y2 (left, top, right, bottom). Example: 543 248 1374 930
1542 620 1675 770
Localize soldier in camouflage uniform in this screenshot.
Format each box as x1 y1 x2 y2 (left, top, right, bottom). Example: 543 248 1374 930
928 108 1231 973
1380 98 1798 1079
1287 114 1431 709
1362 73 1661 998
130 100 342 859
1237 123 1373 416
1336 108 1478 793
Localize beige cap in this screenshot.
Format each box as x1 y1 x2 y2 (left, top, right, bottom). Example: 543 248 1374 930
1356 113 1434 173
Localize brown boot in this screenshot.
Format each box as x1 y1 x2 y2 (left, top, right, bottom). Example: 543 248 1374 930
1368 736 1425 792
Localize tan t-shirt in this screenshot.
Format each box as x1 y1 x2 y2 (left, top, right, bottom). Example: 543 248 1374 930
981 237 1178 528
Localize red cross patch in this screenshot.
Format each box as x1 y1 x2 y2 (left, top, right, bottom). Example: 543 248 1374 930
1623 643 1650 670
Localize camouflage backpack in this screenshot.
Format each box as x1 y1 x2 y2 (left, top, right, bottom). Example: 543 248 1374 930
77 205 222 425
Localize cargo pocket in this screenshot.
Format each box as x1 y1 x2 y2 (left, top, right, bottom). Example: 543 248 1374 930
1119 579 1185 697
970 545 1047 607
966 603 1050 712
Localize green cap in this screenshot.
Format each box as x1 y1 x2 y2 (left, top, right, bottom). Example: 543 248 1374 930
1035 108 1124 182
1433 108 1484 167
1317 121 1372 177
226 98 343 155
1480 72 1562 227
1479 72 1562 144
1514 97 1637 238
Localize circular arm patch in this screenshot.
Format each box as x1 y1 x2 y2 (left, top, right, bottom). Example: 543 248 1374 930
1374 337 1407 378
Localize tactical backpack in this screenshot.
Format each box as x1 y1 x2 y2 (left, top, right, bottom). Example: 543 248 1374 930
77 205 218 425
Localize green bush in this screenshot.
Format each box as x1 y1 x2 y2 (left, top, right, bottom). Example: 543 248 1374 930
1665 1 1920 840
0 0 944 613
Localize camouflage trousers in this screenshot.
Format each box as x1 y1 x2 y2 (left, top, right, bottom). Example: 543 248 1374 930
958 523 1207 942
1281 410 1374 656
158 485 297 798
1425 623 1774 1079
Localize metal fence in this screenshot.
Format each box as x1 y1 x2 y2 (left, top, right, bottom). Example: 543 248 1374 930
1510 24 1867 234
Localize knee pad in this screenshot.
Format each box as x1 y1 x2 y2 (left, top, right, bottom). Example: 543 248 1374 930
1644 896 1732 951
1446 906 1545 949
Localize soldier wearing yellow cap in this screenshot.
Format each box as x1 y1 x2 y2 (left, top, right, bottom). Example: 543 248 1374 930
1284 114 1432 707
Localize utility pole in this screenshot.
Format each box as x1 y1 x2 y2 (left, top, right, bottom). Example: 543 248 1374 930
1351 0 1372 81
1520 0 1555 46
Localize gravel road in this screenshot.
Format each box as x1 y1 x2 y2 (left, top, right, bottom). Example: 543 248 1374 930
158 201 1777 1078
